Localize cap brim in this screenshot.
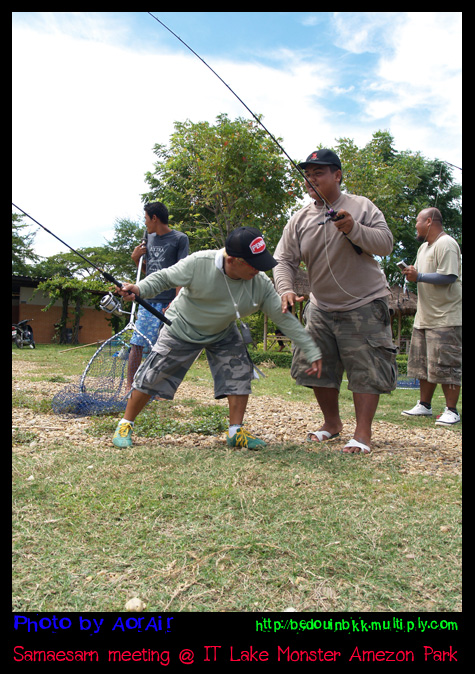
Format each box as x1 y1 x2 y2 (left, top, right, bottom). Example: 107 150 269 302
245 251 278 272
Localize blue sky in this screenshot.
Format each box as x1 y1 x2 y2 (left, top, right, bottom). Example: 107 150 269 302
12 12 462 259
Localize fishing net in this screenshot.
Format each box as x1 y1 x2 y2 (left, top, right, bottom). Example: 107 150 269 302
51 234 161 418
52 324 153 417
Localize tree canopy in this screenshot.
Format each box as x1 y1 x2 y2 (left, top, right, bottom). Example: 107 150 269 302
12 213 41 275
332 131 461 283
13 121 461 343
36 275 110 344
142 113 304 252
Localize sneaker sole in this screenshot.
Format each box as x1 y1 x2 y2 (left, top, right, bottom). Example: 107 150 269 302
226 439 266 450
112 435 133 448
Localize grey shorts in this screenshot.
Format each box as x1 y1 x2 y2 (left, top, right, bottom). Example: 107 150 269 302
292 299 397 394
407 326 462 386
132 324 254 400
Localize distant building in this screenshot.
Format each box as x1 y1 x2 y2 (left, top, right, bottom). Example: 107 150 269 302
12 275 112 344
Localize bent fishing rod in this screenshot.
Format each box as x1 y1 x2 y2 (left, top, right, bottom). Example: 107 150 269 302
147 13 331 206
148 12 361 256
12 203 172 326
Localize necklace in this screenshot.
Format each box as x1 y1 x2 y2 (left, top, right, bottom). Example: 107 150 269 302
429 231 446 246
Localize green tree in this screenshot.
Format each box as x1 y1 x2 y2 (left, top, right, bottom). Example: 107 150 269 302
104 217 146 281
12 212 40 274
142 114 304 252
409 158 462 243
36 276 109 344
28 220 145 284
30 247 113 280
26 219 146 344
332 131 462 284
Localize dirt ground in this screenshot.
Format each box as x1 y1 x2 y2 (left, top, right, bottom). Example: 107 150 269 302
13 359 461 480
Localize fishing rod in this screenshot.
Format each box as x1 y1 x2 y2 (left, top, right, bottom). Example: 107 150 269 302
12 203 172 326
147 13 334 210
147 13 361 254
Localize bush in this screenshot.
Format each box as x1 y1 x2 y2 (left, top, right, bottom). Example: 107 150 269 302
249 350 410 375
248 349 293 368
242 313 266 344
396 354 408 375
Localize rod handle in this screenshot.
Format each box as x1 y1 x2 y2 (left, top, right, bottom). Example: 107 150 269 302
103 272 172 326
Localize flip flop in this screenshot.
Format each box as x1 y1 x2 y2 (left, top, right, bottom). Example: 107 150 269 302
341 439 371 455
306 430 340 442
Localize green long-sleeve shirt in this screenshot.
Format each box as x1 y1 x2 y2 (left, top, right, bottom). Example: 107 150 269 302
137 249 322 364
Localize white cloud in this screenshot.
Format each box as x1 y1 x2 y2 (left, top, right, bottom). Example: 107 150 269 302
330 12 462 167
12 13 461 259
12 24 337 257
332 12 406 54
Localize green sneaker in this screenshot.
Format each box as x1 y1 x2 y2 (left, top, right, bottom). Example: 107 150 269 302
112 421 134 448
226 427 266 450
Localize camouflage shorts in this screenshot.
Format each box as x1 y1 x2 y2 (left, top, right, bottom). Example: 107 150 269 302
133 324 253 400
292 299 397 394
407 326 462 385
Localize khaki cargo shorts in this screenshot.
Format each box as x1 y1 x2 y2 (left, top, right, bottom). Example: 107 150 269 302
133 324 254 400
292 299 397 394
407 326 462 386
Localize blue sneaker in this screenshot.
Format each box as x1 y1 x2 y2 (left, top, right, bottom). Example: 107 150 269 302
112 421 134 448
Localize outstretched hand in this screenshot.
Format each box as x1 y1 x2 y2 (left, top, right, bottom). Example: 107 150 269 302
281 292 304 313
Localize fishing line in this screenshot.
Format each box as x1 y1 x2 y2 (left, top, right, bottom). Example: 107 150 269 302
147 12 334 213
433 160 445 210
11 202 172 326
148 11 367 305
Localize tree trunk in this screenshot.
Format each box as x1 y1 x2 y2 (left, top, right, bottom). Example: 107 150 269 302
58 292 71 344
72 297 82 344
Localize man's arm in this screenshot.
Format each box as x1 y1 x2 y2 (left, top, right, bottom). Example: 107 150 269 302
333 206 393 257
273 222 303 311
403 267 458 284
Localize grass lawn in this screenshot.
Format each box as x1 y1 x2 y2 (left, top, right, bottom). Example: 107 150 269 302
12 345 461 613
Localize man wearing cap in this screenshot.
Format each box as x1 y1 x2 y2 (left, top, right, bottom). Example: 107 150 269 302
273 149 395 455
112 226 322 450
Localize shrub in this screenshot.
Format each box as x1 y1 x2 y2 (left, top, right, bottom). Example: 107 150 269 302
396 354 408 375
248 349 292 368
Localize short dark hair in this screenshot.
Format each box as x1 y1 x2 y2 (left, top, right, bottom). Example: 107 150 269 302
144 201 169 224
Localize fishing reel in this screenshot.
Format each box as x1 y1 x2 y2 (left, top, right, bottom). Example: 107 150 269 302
99 293 128 318
318 209 345 225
